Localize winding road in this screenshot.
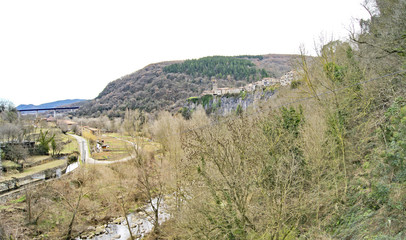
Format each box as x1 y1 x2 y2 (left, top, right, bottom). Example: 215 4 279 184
68 134 135 165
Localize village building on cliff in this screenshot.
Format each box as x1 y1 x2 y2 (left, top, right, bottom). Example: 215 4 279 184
201 71 298 96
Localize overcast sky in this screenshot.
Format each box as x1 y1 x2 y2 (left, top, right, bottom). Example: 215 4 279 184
0 0 369 106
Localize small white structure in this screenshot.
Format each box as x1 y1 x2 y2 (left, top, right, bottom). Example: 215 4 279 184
279 71 297 86
201 71 298 96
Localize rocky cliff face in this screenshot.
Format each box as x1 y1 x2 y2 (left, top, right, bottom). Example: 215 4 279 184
184 89 275 116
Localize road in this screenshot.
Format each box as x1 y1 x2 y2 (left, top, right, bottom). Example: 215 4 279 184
68 134 135 165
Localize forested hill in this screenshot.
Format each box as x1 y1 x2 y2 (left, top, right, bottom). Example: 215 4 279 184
78 54 298 117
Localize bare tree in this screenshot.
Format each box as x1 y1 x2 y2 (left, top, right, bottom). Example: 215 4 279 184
25 184 49 225
52 171 90 240
130 141 164 238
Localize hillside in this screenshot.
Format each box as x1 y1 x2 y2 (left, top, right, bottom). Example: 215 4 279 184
17 99 87 110
77 54 298 117
2 1 406 238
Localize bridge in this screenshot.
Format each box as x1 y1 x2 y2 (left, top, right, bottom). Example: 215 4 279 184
17 106 79 118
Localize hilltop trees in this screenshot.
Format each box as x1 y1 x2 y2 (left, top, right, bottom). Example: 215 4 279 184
164 56 270 81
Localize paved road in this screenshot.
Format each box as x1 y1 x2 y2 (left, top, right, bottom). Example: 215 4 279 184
68 134 135 165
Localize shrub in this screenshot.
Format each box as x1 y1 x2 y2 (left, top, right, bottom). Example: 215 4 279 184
366 183 390 210
3 144 28 162
384 97 406 182
35 130 54 155
240 90 247 100
187 97 199 104
68 154 78 164
290 80 302 89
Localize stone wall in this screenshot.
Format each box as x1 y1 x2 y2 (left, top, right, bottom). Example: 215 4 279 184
0 161 67 199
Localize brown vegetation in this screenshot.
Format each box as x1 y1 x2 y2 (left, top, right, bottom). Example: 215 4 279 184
77 55 297 117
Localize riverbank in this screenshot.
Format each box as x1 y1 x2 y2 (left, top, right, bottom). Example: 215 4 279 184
77 196 172 240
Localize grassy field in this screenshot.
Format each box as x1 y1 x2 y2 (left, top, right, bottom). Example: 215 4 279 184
2 159 66 180
60 134 79 154
25 155 50 163
2 160 20 169
89 133 162 161
107 133 161 153
91 135 133 161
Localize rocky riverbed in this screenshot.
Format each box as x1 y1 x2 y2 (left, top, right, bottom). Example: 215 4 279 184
77 197 170 240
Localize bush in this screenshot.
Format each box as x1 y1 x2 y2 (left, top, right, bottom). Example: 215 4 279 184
366 183 390 210
290 80 302 89
200 94 213 106
3 144 28 162
384 97 406 182
239 90 247 100
187 97 199 104
35 130 54 155
58 122 69 134
180 107 192 120
68 154 78 164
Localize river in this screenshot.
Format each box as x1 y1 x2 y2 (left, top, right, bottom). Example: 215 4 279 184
77 197 171 240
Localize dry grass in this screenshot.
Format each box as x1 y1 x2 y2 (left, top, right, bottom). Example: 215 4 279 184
25 155 51 163
0 161 149 239
82 129 97 142
91 135 132 161
60 134 79 154
92 134 162 161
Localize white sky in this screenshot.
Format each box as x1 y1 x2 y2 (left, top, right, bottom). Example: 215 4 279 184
0 0 369 106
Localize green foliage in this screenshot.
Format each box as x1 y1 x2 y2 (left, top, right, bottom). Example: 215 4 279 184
323 62 346 82
239 90 247 100
180 107 192 120
200 94 213 107
263 85 276 92
236 104 243 115
280 106 304 137
290 80 302 89
236 55 264 60
36 130 54 155
164 56 268 80
50 138 63 157
383 97 406 182
187 97 199 104
366 182 390 210
187 95 214 107
11 195 26 203
68 154 78 164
